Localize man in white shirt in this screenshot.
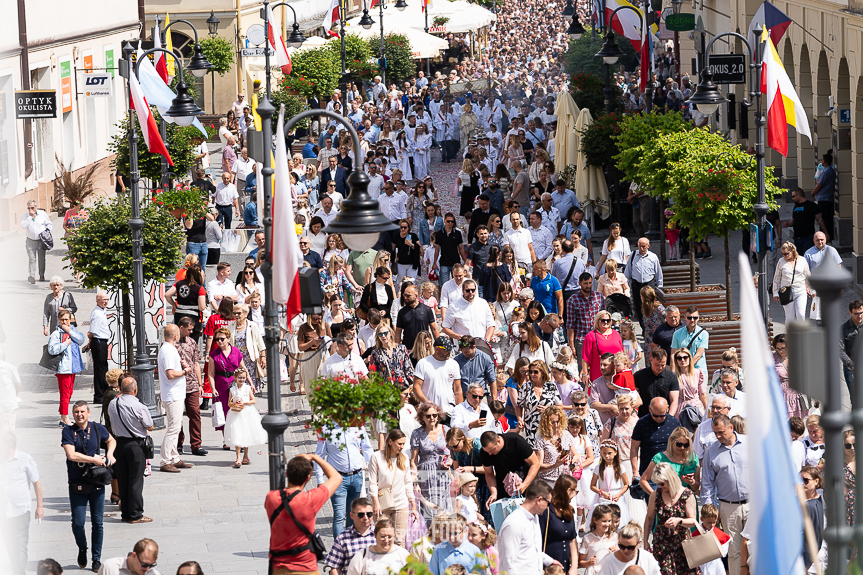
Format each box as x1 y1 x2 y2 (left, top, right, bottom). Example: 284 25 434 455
366 164 385 200
536 194 561 233
528 212 555 261
506 211 537 268
503 201 528 233
693 394 730 460
88 292 112 403
207 262 239 312
597 523 661 575
451 382 495 439
157 325 194 474
378 181 408 221
413 337 463 419
714 369 746 418
498 481 560 575
2 432 44 575
314 196 340 227
441 280 496 341
214 171 240 229
320 333 368 379
232 148 256 197
439 264 466 322
20 199 52 283
101 540 160 575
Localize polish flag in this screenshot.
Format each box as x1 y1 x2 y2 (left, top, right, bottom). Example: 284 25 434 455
272 104 303 320
639 8 652 92
129 72 173 166
321 0 341 37
152 29 170 83
267 4 293 75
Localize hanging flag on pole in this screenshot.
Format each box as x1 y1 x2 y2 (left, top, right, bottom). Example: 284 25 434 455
747 2 793 61
164 14 176 78
761 28 811 156
738 251 803 575
603 0 643 51
271 104 303 320
266 4 293 75
137 50 209 138
321 0 342 38
152 25 170 84
639 5 652 92
129 71 173 166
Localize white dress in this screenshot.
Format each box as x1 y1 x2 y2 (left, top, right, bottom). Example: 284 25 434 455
455 494 479 523
413 134 432 180
224 384 268 448
585 465 631 527
573 435 598 510
397 142 413 181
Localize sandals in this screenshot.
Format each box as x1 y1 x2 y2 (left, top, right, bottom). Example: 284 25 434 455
242 457 251 465
110 495 121 506
223 444 231 451
299 385 306 395
232 461 242 468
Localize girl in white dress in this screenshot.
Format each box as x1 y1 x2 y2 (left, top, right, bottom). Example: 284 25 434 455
225 366 268 468
396 131 413 181
578 504 619 575
567 415 596 525
454 472 479 523
413 125 433 180
587 440 631 528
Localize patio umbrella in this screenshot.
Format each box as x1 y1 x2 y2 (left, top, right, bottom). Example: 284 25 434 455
574 108 610 221
553 91 580 182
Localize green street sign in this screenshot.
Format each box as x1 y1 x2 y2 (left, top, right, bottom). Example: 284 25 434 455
665 13 695 31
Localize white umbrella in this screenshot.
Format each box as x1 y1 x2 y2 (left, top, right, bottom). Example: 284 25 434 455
575 108 610 221
553 91 580 183
341 21 449 59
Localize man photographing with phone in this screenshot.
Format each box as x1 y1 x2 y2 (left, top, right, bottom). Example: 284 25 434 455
451 381 496 439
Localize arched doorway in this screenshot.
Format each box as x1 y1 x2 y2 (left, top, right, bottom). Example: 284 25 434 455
780 39 798 191
851 75 863 283
795 45 815 184
836 58 852 246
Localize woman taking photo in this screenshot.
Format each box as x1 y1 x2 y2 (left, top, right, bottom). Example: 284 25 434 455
475 246 512 304
643 462 699 575
359 266 396 321
639 428 699 496
230 304 266 395
580 311 624 386
536 405 575 483
670 348 707 419
43 276 78 337
594 223 632 277
206 327 243 445
48 309 87 426
600 395 637 477
345 518 410 575
411 402 452 519
236 264 264 304
368 430 419 545
368 324 414 390
505 322 554 375
597 260 630 297
517 360 562 449
539 475 580 575
446 427 491 523
296 314 325 395
166 265 207 343
640 287 666 349
772 241 811 323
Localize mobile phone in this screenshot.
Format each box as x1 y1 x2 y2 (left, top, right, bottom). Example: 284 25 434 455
480 409 488 420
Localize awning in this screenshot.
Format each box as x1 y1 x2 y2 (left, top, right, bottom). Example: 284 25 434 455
342 19 449 59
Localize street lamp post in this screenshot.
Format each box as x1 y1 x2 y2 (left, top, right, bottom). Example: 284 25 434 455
206 11 221 114
359 0 407 89
688 29 769 324
261 0 307 98
119 43 203 429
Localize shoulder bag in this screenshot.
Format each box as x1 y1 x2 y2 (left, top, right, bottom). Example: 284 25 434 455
74 423 114 487
40 341 63 372
113 397 155 459
268 489 328 564
778 259 797 306
562 255 580 293
682 523 724 569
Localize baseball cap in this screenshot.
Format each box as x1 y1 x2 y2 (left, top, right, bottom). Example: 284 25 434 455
433 336 451 349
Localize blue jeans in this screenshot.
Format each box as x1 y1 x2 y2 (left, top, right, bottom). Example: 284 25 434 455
845 366 855 407
439 266 453 286
70 486 105 561
330 471 364 538
216 204 233 229
186 241 208 266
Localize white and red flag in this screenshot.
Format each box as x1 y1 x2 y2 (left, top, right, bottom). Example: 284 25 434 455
129 72 173 165
267 4 293 74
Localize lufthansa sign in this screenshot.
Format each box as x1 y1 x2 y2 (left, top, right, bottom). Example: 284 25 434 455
15 90 57 119
83 73 113 98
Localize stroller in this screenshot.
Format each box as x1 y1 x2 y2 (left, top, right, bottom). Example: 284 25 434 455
605 293 634 319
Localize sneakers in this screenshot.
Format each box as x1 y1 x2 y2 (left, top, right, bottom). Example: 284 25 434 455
694 252 704 259
78 548 88 568
174 461 194 469
160 463 181 473
92 560 102 573
703 251 713 259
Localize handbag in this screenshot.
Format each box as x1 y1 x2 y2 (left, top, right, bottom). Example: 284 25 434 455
40 343 63 371
213 401 226 428
378 487 395 511
39 228 54 250
778 259 797 306
256 358 267 380
405 511 428 547
82 463 113 486
682 523 724 569
489 494 525 531
113 397 156 459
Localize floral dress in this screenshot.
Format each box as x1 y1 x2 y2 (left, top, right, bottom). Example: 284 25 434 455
488 230 507 251
642 303 666 348
537 433 575 483
368 345 415 389
652 488 700 575
319 268 355 306
234 326 260 391
411 426 452 521
846 464 856 526
774 351 806 419
407 195 429 235
518 382 562 449
603 417 637 475
452 437 492 523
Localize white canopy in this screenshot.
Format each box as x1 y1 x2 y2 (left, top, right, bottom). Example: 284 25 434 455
343 19 450 59
360 0 495 34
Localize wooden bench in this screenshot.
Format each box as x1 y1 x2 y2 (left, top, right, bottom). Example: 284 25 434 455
661 261 700 289
700 320 774 374
656 285 729 318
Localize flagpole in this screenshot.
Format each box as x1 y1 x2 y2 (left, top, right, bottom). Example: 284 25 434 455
752 27 770 326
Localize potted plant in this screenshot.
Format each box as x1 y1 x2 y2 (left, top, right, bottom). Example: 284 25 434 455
153 182 209 220
433 16 450 27
308 368 403 442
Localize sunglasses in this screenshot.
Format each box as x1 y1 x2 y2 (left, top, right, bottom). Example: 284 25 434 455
464 288 476 293
299 242 309 245
400 226 409 230
244 271 255 275
687 316 699 320
446 220 455 224
471 394 484 399
572 402 587 407
846 443 856 450
138 561 158 569
675 355 689 361
676 442 690 448
214 337 227 342
530 369 541 374
354 511 374 518
618 544 637 551
426 413 439 418
651 412 668 419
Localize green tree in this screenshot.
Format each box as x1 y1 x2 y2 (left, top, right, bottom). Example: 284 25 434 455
270 89 310 131
613 111 692 185
200 36 235 75
570 72 622 115
108 111 198 183
368 33 415 84
281 47 340 97
579 112 623 168
65 198 185 355
563 27 638 78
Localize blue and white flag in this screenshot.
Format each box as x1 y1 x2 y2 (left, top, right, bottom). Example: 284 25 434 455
738 252 803 575
137 50 208 138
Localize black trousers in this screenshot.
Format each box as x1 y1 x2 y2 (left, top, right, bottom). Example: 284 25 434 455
91 338 109 402
631 278 657 327
114 437 146 521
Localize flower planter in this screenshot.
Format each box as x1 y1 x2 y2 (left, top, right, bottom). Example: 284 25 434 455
661 260 700 289
656 284 728 319
169 208 185 219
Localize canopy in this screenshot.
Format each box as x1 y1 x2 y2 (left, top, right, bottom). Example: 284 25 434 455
342 19 449 59
574 108 611 221
553 91 580 178
370 0 495 34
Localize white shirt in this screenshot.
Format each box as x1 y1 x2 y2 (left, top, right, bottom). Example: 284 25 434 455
233 156 256 182
367 174 385 200
715 390 746 418
214 182 239 206
439 278 465 310
597 550 662 575
98 556 163 575
321 352 369 379
791 438 806 471
157 342 186 403
20 209 52 240
315 207 339 227
442 297 494 339
503 213 528 233
506 227 534 266
602 236 632 265
89 306 111 339
498 506 553 575
451 400 495 439
379 192 408 221
693 417 719 460
3 450 39 517
207 277 238 306
414 355 461 414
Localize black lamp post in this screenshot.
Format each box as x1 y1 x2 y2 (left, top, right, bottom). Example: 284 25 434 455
595 30 624 114
566 15 585 40
424 3 432 78
688 29 768 323
206 11 221 114
562 0 575 17
359 0 407 88
261 1 307 97
119 44 203 429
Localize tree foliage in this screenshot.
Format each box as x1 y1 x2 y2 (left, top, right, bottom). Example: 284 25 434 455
200 36 235 75
563 27 638 78
108 111 199 183
570 72 621 115
579 112 622 168
637 128 781 240
281 47 340 97
65 197 185 291
613 111 692 185
368 33 415 84
270 89 310 131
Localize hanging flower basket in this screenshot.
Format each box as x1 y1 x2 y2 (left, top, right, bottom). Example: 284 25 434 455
153 182 209 220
